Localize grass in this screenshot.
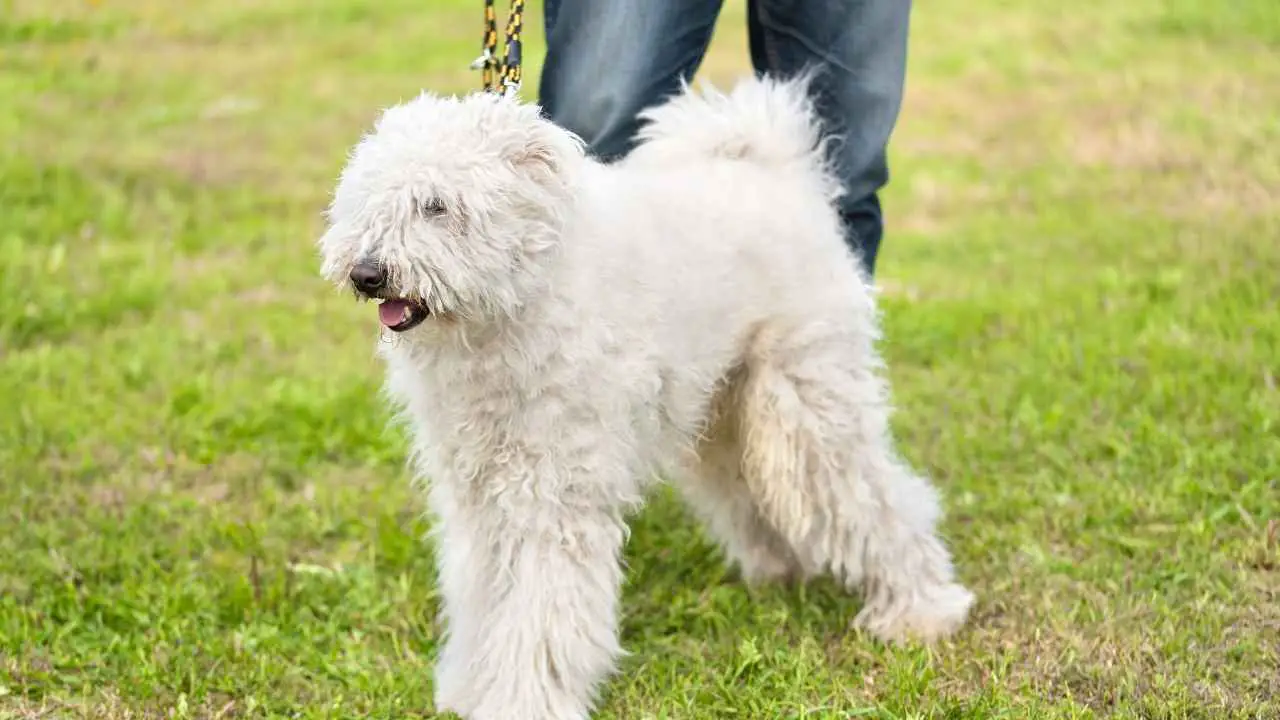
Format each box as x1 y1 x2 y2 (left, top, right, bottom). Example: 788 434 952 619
1 0 1277 717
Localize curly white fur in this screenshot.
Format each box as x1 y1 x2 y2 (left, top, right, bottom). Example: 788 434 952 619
319 75 974 720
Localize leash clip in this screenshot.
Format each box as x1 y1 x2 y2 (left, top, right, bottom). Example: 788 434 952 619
473 0 524 95
469 49 495 71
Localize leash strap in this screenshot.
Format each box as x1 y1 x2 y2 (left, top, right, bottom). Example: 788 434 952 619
471 0 524 96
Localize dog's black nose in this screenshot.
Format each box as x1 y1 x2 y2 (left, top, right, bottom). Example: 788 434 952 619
349 262 386 294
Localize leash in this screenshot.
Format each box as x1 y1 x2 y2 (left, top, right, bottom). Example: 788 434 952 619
471 0 524 97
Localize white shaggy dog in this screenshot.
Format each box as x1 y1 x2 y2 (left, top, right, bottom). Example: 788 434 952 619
318 75 973 720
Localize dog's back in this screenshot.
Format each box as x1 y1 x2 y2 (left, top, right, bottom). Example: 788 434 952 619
560 74 867 343
625 73 843 203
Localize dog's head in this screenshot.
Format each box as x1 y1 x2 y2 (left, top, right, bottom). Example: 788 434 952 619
318 91 584 333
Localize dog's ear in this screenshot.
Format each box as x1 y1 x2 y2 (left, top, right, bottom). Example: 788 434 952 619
511 137 562 176
505 107 585 185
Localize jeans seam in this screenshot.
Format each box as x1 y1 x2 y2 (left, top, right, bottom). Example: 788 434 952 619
753 1 786 72
754 3 859 77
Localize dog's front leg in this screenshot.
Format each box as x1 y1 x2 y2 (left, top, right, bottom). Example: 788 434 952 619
429 461 634 720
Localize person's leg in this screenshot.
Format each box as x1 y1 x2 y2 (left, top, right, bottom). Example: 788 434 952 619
540 0 726 162
747 0 912 277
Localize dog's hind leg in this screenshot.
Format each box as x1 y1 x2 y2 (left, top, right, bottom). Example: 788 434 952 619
675 379 803 586
736 317 974 643
676 407 808 585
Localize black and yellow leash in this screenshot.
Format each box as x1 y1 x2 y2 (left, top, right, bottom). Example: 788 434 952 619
471 0 525 96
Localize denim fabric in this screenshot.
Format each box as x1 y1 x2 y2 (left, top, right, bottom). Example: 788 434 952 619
539 0 912 276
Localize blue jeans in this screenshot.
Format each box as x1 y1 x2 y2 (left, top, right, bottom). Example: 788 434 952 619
539 0 912 276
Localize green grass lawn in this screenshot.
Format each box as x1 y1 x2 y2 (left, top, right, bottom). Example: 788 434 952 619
2 0 1278 717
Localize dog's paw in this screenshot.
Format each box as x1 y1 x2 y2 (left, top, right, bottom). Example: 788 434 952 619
433 652 479 718
433 685 472 718
461 693 593 720
853 582 974 644
434 667 593 720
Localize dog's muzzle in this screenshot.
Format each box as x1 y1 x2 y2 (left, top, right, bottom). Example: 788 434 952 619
349 261 431 332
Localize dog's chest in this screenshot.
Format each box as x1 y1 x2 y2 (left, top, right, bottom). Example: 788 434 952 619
386 325 726 487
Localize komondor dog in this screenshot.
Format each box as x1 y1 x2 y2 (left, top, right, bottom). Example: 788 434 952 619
318 75 973 720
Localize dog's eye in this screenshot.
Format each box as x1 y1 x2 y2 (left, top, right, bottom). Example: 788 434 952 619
420 198 447 218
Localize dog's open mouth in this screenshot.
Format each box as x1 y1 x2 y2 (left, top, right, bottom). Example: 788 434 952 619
377 298 430 332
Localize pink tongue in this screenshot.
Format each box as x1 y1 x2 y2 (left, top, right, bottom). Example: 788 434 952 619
378 300 410 327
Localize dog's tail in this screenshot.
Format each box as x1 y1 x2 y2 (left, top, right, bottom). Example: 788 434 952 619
634 72 840 197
